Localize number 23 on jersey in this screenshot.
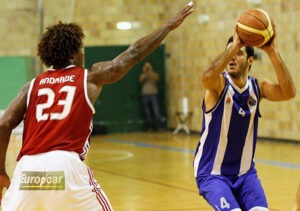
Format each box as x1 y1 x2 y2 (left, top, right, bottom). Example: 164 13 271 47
36 86 76 122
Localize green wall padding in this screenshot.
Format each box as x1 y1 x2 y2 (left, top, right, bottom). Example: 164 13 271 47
0 56 35 109
85 45 166 134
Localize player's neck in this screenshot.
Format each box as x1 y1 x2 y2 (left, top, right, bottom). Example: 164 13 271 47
230 74 248 89
53 60 75 69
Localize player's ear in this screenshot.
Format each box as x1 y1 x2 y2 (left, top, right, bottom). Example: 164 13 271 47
248 56 254 65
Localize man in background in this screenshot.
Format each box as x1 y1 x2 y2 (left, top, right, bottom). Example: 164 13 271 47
139 61 163 131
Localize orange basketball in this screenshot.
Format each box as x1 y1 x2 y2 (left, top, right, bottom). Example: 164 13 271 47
237 8 274 47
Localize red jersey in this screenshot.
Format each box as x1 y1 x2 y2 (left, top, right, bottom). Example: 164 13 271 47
18 65 95 161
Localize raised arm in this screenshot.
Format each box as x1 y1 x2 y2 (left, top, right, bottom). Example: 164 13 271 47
258 27 296 101
201 31 243 92
0 82 29 204
259 52 296 101
260 38 296 101
87 2 194 103
201 30 244 111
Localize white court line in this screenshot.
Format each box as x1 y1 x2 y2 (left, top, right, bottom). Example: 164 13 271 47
89 149 134 163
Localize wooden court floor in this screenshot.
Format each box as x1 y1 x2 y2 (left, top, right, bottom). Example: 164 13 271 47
4 132 300 211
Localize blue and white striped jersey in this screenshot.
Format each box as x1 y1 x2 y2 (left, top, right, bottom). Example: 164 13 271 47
194 72 261 178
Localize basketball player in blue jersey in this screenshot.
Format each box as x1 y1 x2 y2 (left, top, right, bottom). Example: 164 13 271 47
193 23 296 210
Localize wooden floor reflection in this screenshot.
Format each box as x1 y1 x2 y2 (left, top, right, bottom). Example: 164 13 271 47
5 132 300 211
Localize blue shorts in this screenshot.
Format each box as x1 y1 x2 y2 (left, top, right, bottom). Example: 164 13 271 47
196 170 268 211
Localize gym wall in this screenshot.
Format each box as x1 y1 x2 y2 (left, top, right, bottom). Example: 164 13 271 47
0 0 299 141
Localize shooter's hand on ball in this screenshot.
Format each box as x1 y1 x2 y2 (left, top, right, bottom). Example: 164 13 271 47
233 23 246 48
259 22 277 54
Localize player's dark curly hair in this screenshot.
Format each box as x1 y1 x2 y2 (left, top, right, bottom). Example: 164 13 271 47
38 21 85 67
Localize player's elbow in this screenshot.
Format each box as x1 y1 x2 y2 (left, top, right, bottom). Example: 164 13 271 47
281 87 296 101
286 87 296 100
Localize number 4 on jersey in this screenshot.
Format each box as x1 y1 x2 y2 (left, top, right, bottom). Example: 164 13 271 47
220 197 230 209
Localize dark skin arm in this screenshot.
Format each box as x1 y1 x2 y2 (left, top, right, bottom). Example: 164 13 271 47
0 82 29 205
87 2 194 104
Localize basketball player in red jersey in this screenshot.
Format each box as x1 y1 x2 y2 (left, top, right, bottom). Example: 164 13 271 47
0 2 194 210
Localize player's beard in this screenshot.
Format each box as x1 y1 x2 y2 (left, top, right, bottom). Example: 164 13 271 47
227 62 248 79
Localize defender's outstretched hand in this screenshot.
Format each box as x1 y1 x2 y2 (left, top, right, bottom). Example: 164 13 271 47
88 1 194 96
166 1 194 30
